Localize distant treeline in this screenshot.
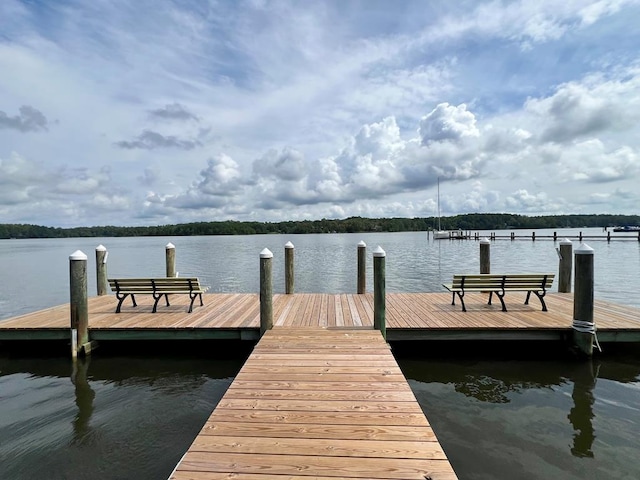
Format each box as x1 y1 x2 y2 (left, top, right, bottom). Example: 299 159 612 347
1 213 639 239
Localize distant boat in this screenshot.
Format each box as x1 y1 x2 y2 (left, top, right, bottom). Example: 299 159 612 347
433 178 451 239
613 225 640 232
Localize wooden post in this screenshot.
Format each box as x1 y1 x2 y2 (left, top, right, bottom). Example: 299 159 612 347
357 241 366 294
573 243 596 357
260 248 273 336
532 231 536 241
70 250 89 359
607 231 611 243
95 244 108 296
480 237 490 274
510 232 514 241
579 231 583 242
165 242 176 277
558 238 572 293
284 241 294 294
553 231 557 241
373 246 386 341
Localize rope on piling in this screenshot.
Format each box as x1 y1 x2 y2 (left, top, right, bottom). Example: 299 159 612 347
572 320 602 352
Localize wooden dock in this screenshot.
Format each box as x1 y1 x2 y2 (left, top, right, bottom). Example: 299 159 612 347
2 292 640 342
169 327 458 480
2 293 640 479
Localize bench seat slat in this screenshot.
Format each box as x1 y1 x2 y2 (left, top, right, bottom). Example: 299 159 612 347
443 273 554 312
108 277 209 313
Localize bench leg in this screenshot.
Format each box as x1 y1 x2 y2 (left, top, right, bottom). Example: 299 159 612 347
495 291 507 312
186 292 204 313
532 291 548 311
152 293 163 313
115 293 136 313
455 292 466 312
525 291 532 305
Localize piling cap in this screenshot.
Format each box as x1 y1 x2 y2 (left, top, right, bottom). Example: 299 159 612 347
358 240 366 247
96 244 107 251
373 245 386 257
575 242 594 255
480 237 490 244
560 238 572 245
69 250 87 261
284 241 294 249
260 248 273 258
166 242 175 249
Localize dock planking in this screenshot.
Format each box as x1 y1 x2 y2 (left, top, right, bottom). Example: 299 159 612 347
170 327 458 480
2 292 640 342
3 294 640 478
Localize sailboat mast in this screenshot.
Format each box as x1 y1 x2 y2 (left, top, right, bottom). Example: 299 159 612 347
437 177 441 231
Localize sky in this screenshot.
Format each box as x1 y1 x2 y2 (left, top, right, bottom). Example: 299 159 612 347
1 0 640 228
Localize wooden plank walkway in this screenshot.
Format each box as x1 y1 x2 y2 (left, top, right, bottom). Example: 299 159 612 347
2 292 640 342
170 327 458 480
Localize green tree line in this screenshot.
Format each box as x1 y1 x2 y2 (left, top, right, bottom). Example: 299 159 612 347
1 214 639 239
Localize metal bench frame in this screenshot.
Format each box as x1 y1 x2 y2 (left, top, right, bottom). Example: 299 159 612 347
442 273 555 312
108 277 209 313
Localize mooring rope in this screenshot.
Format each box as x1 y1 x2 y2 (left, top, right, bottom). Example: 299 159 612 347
572 320 602 352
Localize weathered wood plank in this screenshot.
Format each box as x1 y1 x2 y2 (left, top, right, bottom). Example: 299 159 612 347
170 328 458 479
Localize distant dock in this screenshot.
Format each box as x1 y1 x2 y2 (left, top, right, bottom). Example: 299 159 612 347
427 229 640 242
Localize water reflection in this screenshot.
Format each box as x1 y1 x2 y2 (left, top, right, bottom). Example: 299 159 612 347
397 351 640 472
568 361 599 458
0 353 245 480
71 358 95 444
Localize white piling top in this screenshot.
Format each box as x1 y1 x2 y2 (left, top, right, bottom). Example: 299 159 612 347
358 240 367 247
69 250 87 261
96 244 107 251
560 238 572 245
480 237 490 244
575 242 594 255
285 241 294 249
166 242 175 249
373 245 386 257
260 248 273 259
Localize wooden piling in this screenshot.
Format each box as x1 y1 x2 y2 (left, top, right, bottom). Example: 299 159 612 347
166 242 176 277
373 246 386 340
95 244 108 296
532 231 536 241
558 238 572 293
480 237 490 274
284 241 294 294
70 250 89 359
260 248 273 336
357 241 366 294
573 243 595 357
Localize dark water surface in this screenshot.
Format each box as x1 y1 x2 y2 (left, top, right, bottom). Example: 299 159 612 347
396 346 640 480
0 350 248 480
1 230 640 479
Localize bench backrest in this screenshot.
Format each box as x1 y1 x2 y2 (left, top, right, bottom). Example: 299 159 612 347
108 277 203 292
451 273 555 289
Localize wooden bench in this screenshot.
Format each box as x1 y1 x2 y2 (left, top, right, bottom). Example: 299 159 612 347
442 273 555 312
108 277 210 313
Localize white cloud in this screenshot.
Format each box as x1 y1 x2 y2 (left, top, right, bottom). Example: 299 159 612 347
419 103 480 145
1 0 640 226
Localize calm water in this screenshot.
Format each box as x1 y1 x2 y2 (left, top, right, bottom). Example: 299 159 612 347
1 229 640 479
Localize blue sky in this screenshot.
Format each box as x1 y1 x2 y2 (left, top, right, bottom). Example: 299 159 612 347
1 0 640 227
